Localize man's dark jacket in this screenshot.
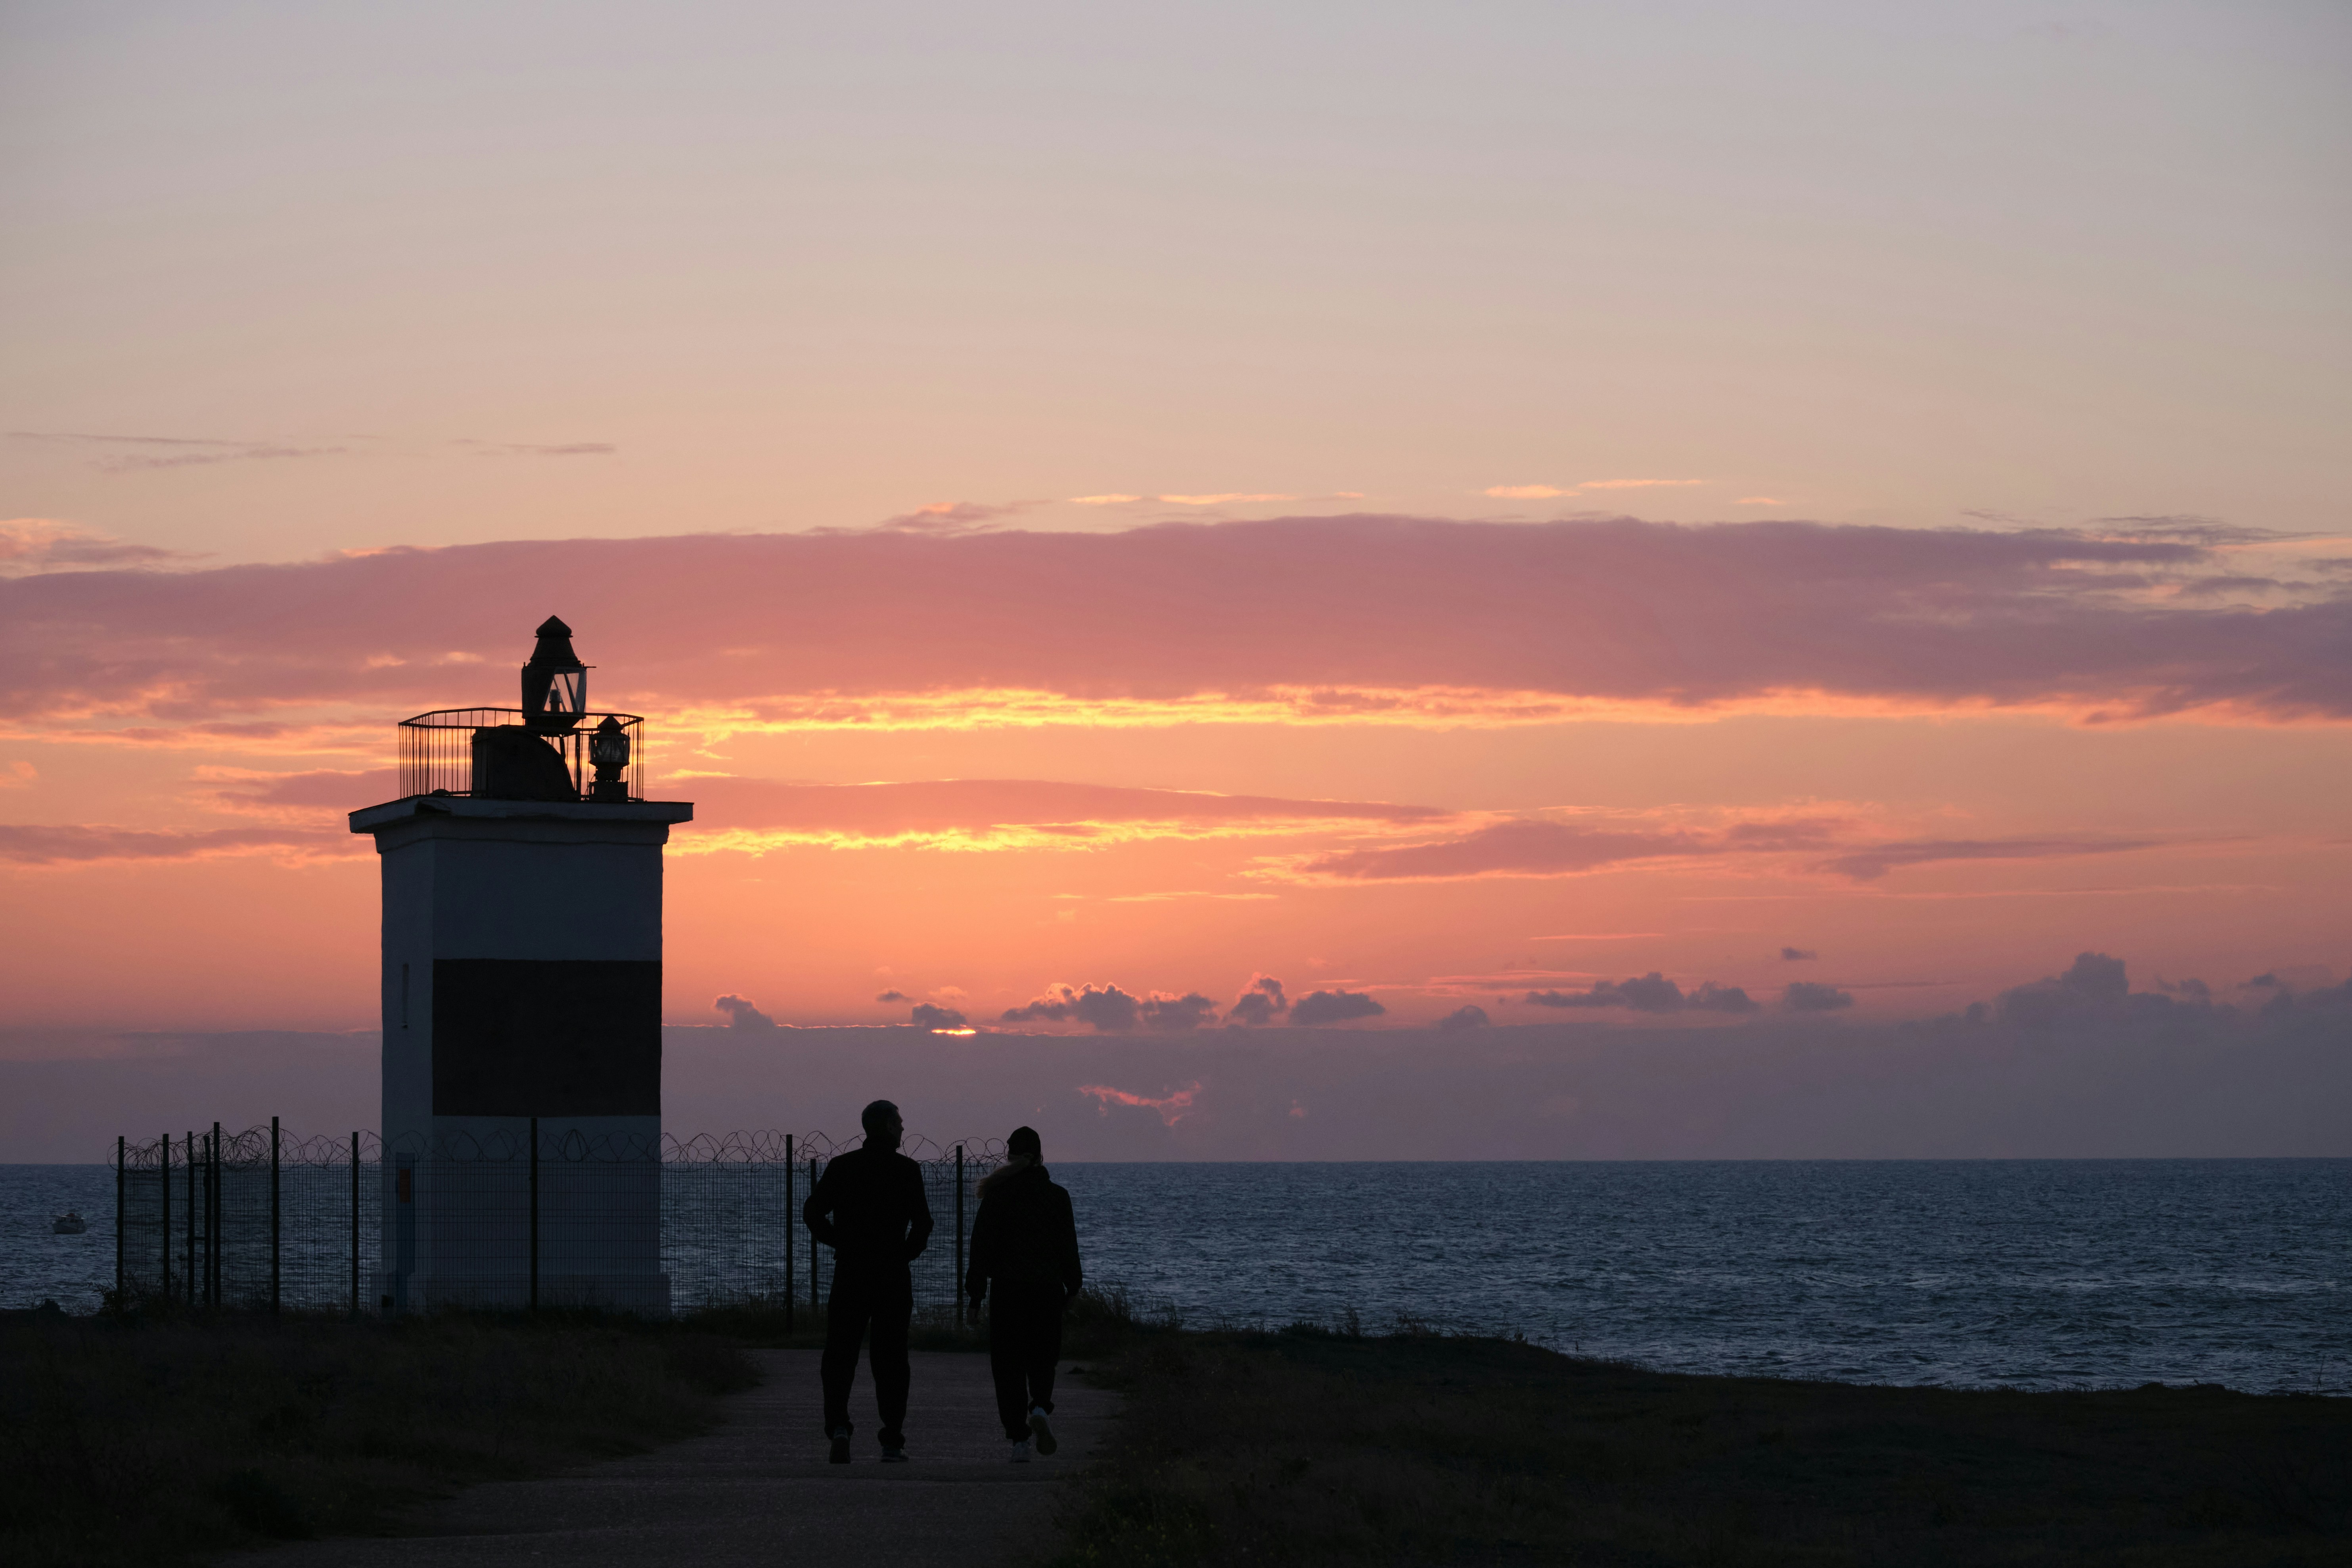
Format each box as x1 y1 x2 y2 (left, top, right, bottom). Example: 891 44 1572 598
803 1143 934 1269
963 1162 1082 1301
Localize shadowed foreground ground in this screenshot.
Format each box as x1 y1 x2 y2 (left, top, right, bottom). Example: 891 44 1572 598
4 1311 760 1568
14 1302 2344 1567
1052 1330 2352 1567
245 1349 1111 1567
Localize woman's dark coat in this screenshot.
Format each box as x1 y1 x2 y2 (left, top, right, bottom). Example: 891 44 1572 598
963 1160 1082 1302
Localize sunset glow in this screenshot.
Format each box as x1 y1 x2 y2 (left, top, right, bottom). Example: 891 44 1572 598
2 2 2347 1162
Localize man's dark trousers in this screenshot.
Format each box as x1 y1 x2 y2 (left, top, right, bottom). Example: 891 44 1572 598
987 1281 1066 1440
822 1263 914 1447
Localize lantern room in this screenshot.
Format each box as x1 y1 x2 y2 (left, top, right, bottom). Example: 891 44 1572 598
395 616 646 804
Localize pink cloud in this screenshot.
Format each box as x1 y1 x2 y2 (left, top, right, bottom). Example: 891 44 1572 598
0 823 347 865
4 516 2344 732
1277 816 2165 885
206 768 399 815
1814 837 2162 882
858 500 1036 535
1289 819 1715 881
457 441 615 458
1077 1080 1202 1125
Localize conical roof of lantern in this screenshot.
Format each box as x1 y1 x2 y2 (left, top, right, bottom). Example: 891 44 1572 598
526 616 581 669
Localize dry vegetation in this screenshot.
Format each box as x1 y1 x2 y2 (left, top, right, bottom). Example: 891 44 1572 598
14 1287 2346 1568
1052 1315 2352 1567
0 1303 757 1568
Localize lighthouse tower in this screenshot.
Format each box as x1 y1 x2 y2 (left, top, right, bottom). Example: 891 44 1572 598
349 618 692 1312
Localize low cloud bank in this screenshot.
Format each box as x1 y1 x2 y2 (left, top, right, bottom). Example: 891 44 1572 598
1527 973 1758 1015
665 1008 2351 1160
971 975 1376 1033
0 1031 378 1161
7 1000 2344 1161
998 983 1218 1032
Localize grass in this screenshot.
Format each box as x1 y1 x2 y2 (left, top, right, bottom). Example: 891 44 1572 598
0 1300 758 1568
21 1285 2332 1567
1050 1308 2352 1568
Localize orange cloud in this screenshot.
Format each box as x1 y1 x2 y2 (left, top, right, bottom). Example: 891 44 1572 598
1 518 188 576
673 777 1450 856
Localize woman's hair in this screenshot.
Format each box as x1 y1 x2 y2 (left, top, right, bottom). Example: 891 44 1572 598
980 1131 1043 1197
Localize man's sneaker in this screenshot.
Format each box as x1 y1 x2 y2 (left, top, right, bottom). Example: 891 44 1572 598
880 1446 908 1463
1028 1405 1057 1457
1009 1437 1032 1463
827 1430 851 1465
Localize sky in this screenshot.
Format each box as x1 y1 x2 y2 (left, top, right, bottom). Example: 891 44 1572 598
2 2 2349 1153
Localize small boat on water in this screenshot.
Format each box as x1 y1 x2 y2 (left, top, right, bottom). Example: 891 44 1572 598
52 1211 87 1235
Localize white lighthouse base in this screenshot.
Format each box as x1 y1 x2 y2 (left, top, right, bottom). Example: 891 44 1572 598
380 1113 671 1316
352 795 691 1319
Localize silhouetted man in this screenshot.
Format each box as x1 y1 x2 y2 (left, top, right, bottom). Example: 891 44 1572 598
965 1124 1083 1462
803 1099 933 1462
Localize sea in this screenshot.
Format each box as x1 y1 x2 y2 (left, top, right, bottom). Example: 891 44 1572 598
6 1159 2345 1394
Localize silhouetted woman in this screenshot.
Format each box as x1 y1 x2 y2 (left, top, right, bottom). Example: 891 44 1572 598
964 1125 1083 1461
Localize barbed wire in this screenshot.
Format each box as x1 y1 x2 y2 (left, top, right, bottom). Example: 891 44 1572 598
117 1128 381 1170
113 1127 1008 1168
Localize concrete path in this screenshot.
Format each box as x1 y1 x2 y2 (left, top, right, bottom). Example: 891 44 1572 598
247 1351 1113 1568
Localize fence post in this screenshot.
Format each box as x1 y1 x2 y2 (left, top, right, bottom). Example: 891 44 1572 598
115 1136 125 1303
160 1134 172 1304
808 1155 819 1319
954 1143 965 1328
270 1116 282 1318
213 1123 224 1308
184 1131 195 1309
783 1134 795 1334
350 1131 360 1317
528 1115 540 1314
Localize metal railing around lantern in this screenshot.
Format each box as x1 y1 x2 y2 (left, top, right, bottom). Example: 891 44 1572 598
397 708 649 802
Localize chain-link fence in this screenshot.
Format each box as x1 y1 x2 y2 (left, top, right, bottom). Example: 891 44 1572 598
113 1124 1002 1319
